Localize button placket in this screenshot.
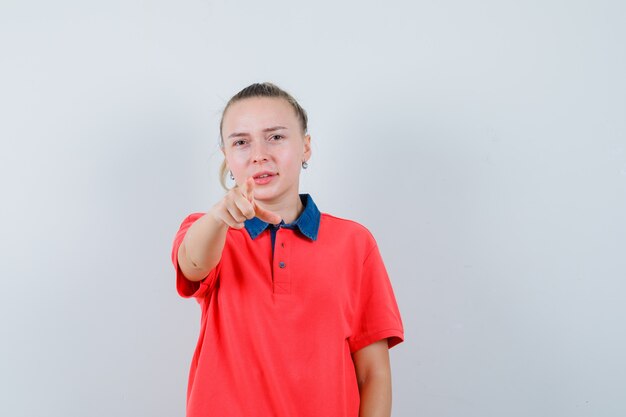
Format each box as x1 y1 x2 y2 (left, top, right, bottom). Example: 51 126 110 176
272 228 291 294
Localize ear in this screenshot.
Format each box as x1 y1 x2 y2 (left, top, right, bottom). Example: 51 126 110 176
303 134 312 160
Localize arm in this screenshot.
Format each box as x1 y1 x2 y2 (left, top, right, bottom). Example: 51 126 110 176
351 339 393 417
178 176 282 282
178 211 229 282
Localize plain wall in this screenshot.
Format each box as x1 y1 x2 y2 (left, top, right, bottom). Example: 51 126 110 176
1 1 624 416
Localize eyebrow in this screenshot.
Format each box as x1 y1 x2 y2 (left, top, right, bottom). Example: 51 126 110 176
227 126 288 139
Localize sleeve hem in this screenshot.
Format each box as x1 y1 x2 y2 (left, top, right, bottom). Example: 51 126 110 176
348 328 405 353
175 258 207 298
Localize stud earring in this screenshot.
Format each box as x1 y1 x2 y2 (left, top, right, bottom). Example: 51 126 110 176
302 161 308 169
229 170 235 180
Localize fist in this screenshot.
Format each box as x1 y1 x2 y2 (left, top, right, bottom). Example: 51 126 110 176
210 176 282 229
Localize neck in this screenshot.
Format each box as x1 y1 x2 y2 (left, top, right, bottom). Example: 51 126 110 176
257 192 304 224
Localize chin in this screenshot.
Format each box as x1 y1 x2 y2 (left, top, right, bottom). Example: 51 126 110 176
255 188 284 201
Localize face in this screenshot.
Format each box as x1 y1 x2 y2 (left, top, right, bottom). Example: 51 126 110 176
221 97 311 203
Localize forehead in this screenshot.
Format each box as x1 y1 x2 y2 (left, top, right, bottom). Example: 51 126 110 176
223 97 297 134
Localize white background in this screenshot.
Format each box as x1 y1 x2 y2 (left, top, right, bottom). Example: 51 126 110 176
1 1 625 416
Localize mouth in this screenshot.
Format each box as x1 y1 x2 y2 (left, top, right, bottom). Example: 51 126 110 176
253 171 278 185
253 171 277 179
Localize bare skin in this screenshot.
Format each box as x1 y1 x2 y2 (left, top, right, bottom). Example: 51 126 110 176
352 339 393 417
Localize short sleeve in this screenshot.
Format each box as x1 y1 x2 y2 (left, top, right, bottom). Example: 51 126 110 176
171 213 220 299
347 242 405 353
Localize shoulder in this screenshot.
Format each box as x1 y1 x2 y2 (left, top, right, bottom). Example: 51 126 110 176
175 212 241 239
173 212 206 237
320 212 371 232
175 212 249 240
177 212 205 227
320 212 377 246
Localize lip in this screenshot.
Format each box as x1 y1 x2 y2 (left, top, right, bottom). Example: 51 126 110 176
252 170 277 179
252 170 278 185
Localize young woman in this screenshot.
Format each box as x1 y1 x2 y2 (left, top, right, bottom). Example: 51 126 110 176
171 82 404 417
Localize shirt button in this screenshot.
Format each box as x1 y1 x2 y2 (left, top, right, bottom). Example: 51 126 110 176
279 262 285 268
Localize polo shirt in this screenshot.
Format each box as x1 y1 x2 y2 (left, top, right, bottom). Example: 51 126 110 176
171 194 404 417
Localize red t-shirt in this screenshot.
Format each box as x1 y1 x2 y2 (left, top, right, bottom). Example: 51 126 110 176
171 207 404 417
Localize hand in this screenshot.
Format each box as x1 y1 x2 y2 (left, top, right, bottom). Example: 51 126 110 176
209 176 282 229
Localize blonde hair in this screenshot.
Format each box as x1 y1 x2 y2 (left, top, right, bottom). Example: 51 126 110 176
218 82 309 191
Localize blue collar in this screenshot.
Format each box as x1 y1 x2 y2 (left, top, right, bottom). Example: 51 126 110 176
244 193 320 241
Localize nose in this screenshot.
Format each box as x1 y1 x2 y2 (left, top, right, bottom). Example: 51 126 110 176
251 140 270 164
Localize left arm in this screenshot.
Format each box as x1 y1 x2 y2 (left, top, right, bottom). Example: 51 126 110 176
351 339 392 417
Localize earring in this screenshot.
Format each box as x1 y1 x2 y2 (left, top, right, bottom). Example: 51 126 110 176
302 160 308 169
229 170 235 180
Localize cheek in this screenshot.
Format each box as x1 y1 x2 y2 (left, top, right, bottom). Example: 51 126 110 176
282 146 303 164
227 152 248 168
278 152 301 169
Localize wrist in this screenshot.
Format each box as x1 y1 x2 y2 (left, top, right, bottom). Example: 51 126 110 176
207 205 229 229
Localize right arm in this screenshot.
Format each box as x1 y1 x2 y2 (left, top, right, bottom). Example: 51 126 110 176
177 212 229 282
176 176 282 282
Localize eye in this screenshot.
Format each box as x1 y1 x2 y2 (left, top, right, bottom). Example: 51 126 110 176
233 139 246 146
271 134 284 141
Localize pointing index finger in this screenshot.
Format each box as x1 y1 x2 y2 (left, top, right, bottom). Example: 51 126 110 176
237 175 281 224
239 176 255 203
